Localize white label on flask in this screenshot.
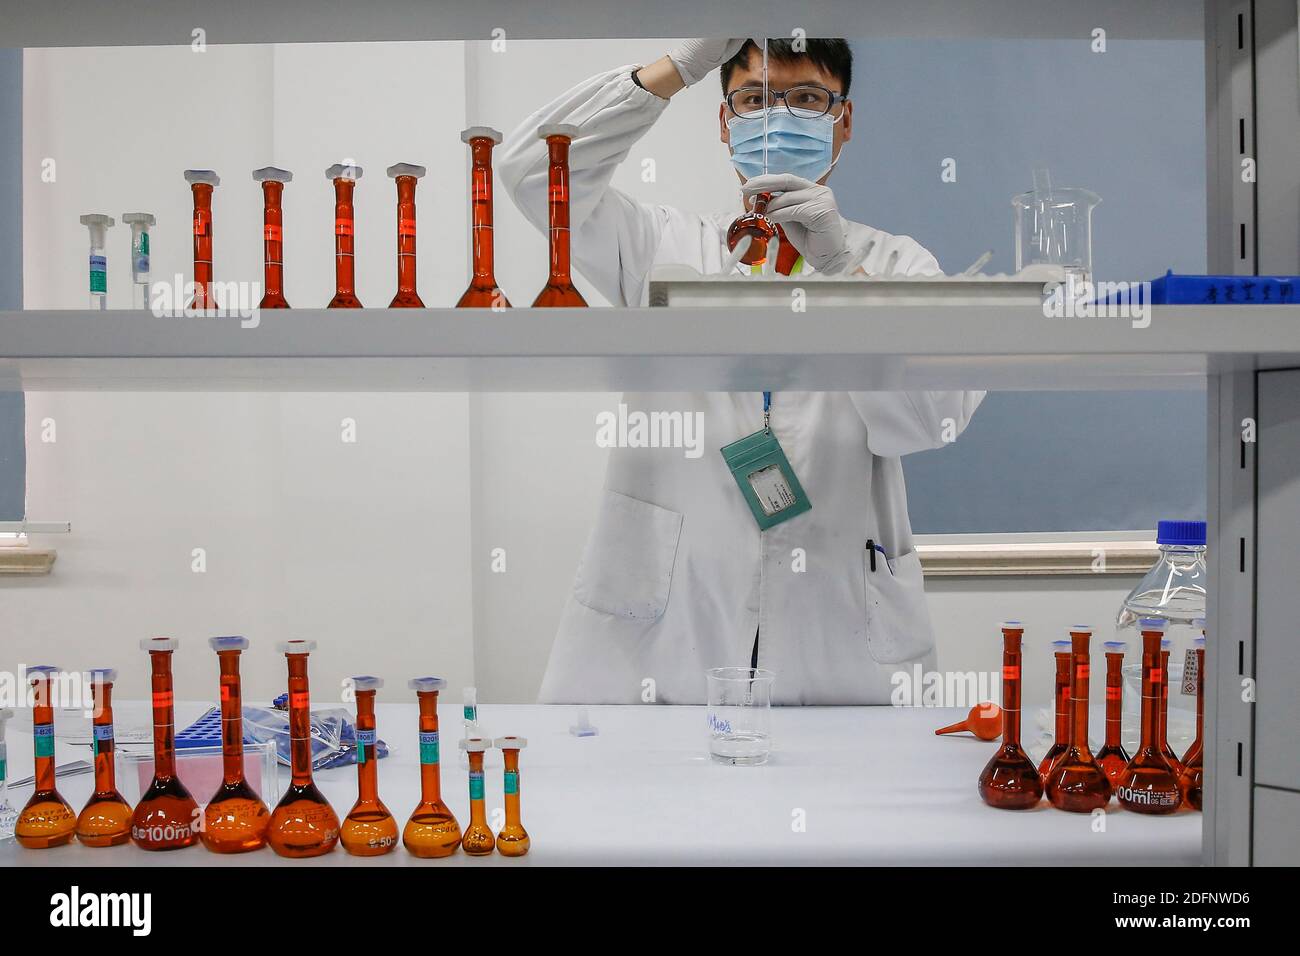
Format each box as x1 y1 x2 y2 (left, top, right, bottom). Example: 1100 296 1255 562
1182 648 1199 695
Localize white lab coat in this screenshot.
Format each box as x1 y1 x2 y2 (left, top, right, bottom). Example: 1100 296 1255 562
499 66 985 705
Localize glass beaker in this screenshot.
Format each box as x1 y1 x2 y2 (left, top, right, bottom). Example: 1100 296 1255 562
705 667 774 766
1012 185 1099 278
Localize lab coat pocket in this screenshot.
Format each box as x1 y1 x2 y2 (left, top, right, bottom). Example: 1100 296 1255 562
573 490 683 621
863 549 935 664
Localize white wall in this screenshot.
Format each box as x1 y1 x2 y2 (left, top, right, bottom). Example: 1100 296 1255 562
7 39 1142 706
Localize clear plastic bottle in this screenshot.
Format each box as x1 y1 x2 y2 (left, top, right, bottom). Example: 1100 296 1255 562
1116 520 1206 753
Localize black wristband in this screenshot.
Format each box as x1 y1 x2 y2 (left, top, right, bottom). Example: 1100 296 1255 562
630 68 646 90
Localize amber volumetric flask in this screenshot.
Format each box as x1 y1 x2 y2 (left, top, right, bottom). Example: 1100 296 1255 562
184 169 220 310
202 636 270 853
252 167 292 309
133 638 200 849
978 623 1043 809
1158 646 1183 776
1095 641 1132 787
935 702 1002 741
726 191 777 266
531 124 588 307
268 640 340 856
1178 629 1206 810
494 736 530 856
340 676 398 855
456 127 511 308
1038 643 1072 781
1116 620 1183 814
386 164 426 307
403 677 461 857
15 666 77 848
326 163 363 308
459 737 495 855
75 669 133 846
1044 627 1112 812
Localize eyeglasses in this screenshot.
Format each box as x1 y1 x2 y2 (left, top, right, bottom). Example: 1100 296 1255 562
725 85 847 120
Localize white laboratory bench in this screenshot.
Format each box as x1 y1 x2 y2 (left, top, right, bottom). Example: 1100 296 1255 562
0 702 1201 866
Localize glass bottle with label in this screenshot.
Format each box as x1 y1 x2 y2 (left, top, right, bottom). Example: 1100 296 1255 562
202 636 270 853
1115 620 1183 814
267 640 340 857
494 736 530 856
15 666 77 848
341 676 398 855
75 669 133 846
978 623 1043 809
531 125 588 307
458 737 495 855
132 638 200 850
403 677 461 857
326 164 363 308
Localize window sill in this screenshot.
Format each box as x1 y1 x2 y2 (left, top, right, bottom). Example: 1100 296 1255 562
0 549 57 575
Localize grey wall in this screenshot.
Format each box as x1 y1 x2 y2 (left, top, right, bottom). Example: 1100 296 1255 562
1 48 23 521
838 37 1207 532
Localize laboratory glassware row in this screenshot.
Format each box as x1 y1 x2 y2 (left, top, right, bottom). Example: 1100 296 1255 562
78 125 587 312
977 618 1204 814
4 637 529 858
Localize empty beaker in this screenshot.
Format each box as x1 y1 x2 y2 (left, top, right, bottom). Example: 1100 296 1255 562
705 667 774 766
1012 173 1099 279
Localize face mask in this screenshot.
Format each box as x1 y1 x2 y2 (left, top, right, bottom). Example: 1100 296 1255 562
727 110 841 183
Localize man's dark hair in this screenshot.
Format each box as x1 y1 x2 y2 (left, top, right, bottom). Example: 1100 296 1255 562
720 38 853 96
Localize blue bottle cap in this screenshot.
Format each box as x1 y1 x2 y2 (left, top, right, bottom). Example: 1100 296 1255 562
1157 520 1206 546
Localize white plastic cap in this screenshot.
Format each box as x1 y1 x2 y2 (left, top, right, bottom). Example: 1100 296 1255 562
209 636 249 652
25 665 60 678
408 676 446 693
537 123 580 141
461 126 503 144
79 213 115 228
276 639 316 654
349 675 384 692
86 668 118 684
325 163 363 181
386 162 426 179
184 169 221 187
459 736 489 752
999 621 1023 630
252 166 293 183
1069 625 1093 633
121 212 156 226
140 637 178 652
494 735 527 750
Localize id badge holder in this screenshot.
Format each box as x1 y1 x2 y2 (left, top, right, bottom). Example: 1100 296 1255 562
720 428 812 530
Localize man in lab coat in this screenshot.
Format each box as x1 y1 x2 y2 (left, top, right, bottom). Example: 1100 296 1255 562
499 38 984 705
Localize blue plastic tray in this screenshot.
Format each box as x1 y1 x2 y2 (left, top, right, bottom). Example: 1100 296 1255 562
1128 270 1299 305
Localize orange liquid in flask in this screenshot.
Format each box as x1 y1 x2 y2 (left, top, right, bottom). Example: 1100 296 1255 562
15 666 78 848
387 164 426 308
459 737 495 855
267 640 340 856
202 636 270 853
403 677 461 857
1178 641 1205 810
1094 643 1132 787
531 125 588 307
977 623 1043 809
340 677 398 855
1037 648 1072 781
457 128 512 308
1115 623 1183 814
494 736 530 857
253 167 292 309
75 669 133 847
132 639 200 850
1043 628 1112 812
326 164 363 308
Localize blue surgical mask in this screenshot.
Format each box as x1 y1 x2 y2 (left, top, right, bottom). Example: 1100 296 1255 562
727 110 840 182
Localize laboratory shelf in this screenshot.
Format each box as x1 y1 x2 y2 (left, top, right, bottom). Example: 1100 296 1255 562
0 702 1201 866
5 0 1201 49
1 306 1298 393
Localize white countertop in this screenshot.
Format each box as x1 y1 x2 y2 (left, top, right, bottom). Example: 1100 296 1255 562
0 702 1202 866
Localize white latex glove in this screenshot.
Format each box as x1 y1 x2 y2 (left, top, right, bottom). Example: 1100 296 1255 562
742 174 853 275
668 38 749 87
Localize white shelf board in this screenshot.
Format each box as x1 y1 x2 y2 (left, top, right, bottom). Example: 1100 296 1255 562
1 306 1297 392
4 1 1203 48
